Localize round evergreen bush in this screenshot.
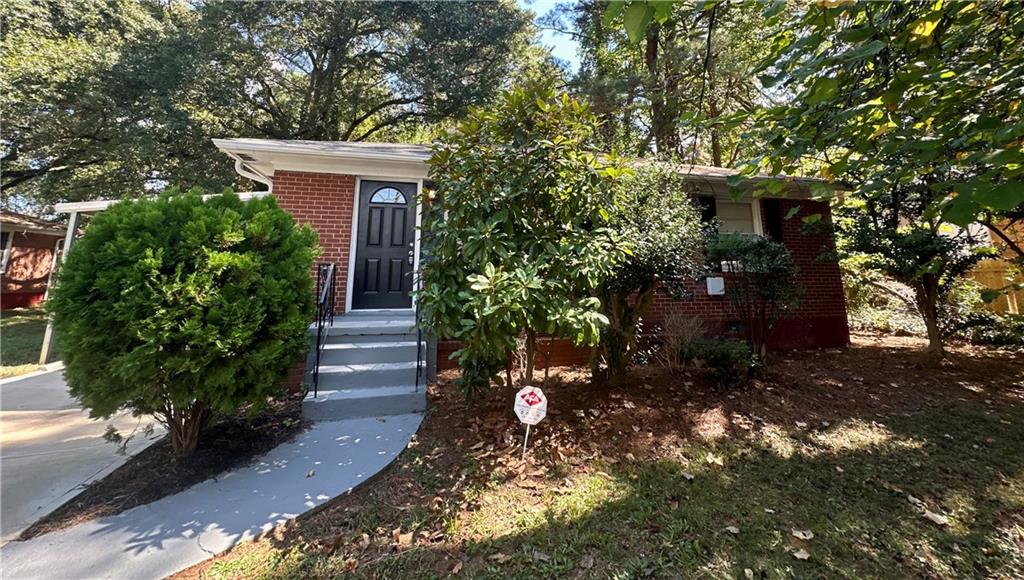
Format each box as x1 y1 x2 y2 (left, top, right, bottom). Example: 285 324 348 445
49 190 318 456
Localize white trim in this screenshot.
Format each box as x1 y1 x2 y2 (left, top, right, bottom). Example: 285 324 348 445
345 177 421 312
751 196 765 236
54 191 271 214
0 229 13 273
345 177 362 313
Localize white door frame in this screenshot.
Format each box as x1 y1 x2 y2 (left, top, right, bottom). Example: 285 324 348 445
346 176 423 313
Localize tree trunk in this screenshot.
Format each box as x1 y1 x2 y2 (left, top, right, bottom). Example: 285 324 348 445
523 328 537 386
167 402 212 458
915 278 945 357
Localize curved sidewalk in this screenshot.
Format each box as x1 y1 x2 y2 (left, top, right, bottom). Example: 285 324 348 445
0 413 422 579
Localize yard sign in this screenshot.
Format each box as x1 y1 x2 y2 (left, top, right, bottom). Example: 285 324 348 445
514 386 547 459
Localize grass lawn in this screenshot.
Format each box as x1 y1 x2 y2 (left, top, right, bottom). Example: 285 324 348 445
0 308 48 377
180 335 1024 579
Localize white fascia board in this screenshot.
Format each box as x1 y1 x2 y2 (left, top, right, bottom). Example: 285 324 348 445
212 139 431 180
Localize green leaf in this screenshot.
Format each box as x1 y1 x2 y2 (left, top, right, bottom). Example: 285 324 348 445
784 205 802 220
652 0 674 23
806 77 839 105
842 39 886 62
623 2 653 44
975 183 1024 212
603 0 625 26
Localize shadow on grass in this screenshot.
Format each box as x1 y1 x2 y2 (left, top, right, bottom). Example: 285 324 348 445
203 394 1024 579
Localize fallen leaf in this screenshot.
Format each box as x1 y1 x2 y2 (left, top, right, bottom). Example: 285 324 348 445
682 472 695 481
792 529 814 541
744 569 754 580
795 421 808 429
450 561 463 575
924 510 950 526
625 452 636 461
907 495 923 506
579 553 594 569
792 548 811 560
470 441 485 450
343 558 359 572
488 553 511 563
706 453 724 466
725 526 740 535
532 550 550 562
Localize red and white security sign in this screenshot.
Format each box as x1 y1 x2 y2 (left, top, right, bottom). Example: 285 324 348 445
513 386 547 425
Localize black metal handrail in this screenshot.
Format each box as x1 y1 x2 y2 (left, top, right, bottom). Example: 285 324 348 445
312 262 336 398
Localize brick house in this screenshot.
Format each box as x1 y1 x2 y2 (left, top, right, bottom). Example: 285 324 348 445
211 139 849 374
1 211 67 310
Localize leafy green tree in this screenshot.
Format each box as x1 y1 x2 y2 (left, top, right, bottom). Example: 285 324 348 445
48 191 317 456
1 0 539 211
737 0 1022 353
594 163 706 385
416 83 625 395
575 0 784 162
836 192 991 355
706 233 799 363
0 0 232 209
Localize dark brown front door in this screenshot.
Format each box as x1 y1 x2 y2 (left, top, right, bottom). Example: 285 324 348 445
352 180 416 310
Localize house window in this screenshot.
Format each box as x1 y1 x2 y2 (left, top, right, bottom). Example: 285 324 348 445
369 187 407 204
696 196 756 234
763 199 784 242
0 232 11 274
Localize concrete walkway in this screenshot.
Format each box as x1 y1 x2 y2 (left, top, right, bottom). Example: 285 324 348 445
0 368 162 544
0 413 422 579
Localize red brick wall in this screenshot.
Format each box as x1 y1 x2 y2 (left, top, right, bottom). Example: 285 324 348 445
645 198 849 349
1 231 59 309
272 170 355 315
267 172 850 372
272 170 357 392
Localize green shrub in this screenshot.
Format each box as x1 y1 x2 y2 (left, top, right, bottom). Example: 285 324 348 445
706 234 800 362
49 190 318 457
682 339 755 387
958 312 1024 347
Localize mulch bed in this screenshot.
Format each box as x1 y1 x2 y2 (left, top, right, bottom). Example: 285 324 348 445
173 333 1024 578
19 393 307 540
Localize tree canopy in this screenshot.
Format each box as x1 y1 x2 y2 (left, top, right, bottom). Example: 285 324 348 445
1 0 539 210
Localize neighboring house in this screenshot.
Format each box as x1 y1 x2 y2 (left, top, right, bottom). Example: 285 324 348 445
0 211 67 310
211 139 850 374
971 221 1023 314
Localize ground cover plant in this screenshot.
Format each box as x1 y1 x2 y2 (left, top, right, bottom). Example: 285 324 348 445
178 334 1024 579
48 190 317 456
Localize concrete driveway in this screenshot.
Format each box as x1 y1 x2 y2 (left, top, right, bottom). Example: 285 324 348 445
0 367 162 544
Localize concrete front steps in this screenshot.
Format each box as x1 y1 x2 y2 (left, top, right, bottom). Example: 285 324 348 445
303 312 427 422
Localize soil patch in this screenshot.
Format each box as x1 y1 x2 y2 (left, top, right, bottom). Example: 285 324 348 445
19 394 307 540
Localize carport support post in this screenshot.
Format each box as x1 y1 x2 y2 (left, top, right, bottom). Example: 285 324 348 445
38 211 80 366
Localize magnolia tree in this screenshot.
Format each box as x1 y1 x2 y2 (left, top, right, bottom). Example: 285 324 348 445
416 84 626 396
49 191 317 456
594 163 706 385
